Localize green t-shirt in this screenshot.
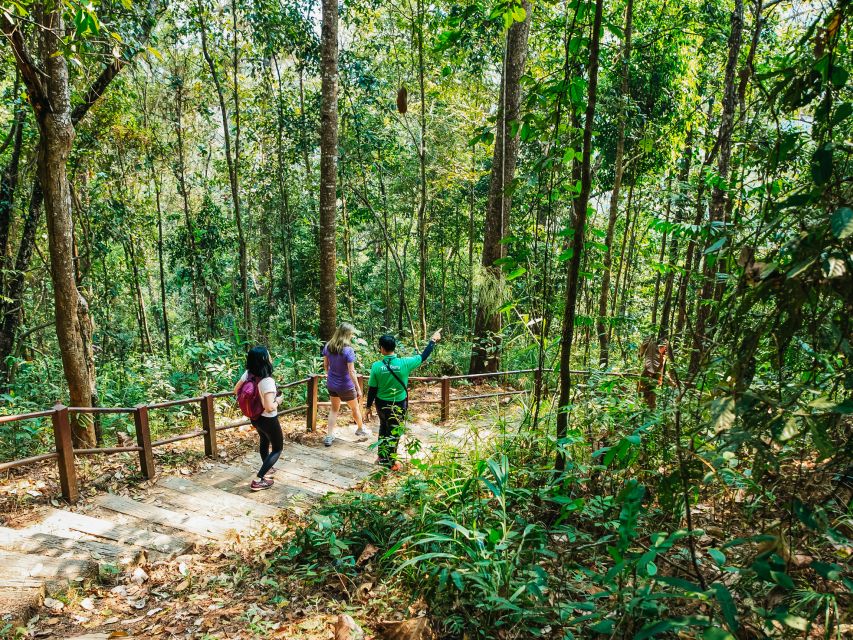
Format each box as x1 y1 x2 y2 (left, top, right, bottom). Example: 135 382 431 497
368 354 423 402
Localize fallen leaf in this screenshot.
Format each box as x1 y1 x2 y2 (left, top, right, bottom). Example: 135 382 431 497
80 597 95 611
43 597 64 612
109 632 131 638
356 582 373 601
335 614 364 640
377 618 433 640
357 543 379 565
175 579 190 592
132 567 149 585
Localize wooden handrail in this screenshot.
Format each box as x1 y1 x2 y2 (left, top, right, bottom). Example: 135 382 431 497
1 366 607 503
0 409 57 425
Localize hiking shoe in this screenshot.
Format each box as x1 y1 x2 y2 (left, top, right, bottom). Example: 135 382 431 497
323 435 335 447
251 478 274 491
354 427 370 437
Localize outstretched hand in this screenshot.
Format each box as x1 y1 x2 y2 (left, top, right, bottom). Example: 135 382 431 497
431 328 443 342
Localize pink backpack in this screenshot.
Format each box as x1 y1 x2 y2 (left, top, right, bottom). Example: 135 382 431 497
237 375 265 420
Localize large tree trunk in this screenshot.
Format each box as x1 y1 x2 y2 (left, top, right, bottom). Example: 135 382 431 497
595 0 633 368
38 9 96 446
556 0 604 472
469 1 532 374
689 0 743 376
318 0 339 341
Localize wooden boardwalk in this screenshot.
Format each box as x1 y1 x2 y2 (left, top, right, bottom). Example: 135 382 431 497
0 419 475 628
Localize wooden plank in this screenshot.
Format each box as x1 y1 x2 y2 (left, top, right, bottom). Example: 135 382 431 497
143 487 257 531
156 476 279 519
0 527 143 568
196 464 323 504
274 456 365 490
279 442 376 475
232 461 340 497
0 549 97 582
95 494 237 540
32 507 192 557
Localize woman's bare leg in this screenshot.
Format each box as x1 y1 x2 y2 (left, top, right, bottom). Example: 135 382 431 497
328 396 341 438
345 398 364 431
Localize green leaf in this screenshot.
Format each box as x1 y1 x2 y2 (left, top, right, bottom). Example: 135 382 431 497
703 237 726 255
811 143 833 185
830 207 853 239
810 561 843 581
711 397 736 432
590 619 614 634
634 616 710 640
505 266 526 281
712 583 738 632
707 548 726 566
832 102 852 128
702 628 735 640
770 570 795 590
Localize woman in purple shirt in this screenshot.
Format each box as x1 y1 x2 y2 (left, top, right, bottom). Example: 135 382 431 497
322 323 368 446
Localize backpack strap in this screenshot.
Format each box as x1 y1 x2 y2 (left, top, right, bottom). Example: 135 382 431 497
383 357 408 401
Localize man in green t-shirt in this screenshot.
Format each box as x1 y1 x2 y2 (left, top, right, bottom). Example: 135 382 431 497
365 329 441 469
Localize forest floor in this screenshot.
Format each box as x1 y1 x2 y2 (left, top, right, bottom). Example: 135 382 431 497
0 386 514 640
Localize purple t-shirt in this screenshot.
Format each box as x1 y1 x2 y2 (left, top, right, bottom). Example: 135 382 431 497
323 345 356 392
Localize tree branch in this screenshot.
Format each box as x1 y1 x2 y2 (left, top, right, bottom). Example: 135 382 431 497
0 11 50 117
70 0 161 124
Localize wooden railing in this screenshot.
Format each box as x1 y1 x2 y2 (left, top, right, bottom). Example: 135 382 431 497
0 367 634 503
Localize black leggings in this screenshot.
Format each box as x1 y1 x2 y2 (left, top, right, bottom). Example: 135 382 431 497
253 415 283 478
376 398 407 465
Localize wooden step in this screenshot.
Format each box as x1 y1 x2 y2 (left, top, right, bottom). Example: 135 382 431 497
142 487 257 531
232 460 345 496
0 526 143 568
280 442 377 475
155 476 279 519
195 464 321 506
274 456 365 490
0 549 97 582
94 494 237 540
32 507 192 557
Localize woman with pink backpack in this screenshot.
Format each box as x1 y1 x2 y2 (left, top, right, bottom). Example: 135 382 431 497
234 346 281 491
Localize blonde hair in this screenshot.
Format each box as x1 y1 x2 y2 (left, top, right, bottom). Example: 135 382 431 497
326 323 355 355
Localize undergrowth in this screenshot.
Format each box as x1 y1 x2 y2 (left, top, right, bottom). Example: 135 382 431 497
275 388 851 640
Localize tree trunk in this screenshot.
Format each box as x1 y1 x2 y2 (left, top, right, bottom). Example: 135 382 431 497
0 106 25 281
153 169 171 361
689 0 743 376
415 0 428 340
198 0 250 339
556 0 604 472
658 130 694 342
0 183 41 380
318 0 339 341
595 0 632 368
172 81 202 338
38 9 96 446
469 1 532 374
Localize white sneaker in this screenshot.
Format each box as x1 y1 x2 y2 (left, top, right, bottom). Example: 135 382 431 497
355 428 371 438
323 435 335 447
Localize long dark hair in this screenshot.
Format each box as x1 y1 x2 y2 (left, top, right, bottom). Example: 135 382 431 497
246 346 273 379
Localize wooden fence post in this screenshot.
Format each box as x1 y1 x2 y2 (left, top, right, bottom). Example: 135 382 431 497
134 405 154 479
200 394 217 458
306 374 319 432
440 376 451 423
51 405 78 503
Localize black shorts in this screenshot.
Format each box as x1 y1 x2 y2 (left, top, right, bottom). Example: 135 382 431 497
329 386 358 401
